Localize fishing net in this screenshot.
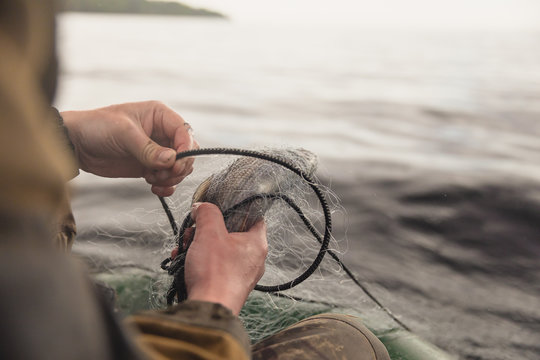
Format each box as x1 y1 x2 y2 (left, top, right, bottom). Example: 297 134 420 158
72 147 403 343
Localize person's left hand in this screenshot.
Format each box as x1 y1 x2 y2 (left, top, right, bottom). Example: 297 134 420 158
62 101 198 196
184 202 268 315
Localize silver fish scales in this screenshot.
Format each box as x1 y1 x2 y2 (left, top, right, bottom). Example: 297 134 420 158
192 148 318 232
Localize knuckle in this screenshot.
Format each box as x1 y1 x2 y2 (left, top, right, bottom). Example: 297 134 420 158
152 185 174 196
163 186 176 196
150 100 181 119
148 100 164 108
261 244 269 258
197 202 221 215
141 139 157 160
172 161 182 173
184 165 194 176
116 115 136 133
162 175 185 187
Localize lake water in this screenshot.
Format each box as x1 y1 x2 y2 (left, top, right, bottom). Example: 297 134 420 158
56 13 540 360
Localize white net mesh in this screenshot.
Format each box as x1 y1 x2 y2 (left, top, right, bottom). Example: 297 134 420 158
72 148 402 341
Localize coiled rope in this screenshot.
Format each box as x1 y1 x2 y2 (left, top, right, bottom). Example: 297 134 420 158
158 147 410 331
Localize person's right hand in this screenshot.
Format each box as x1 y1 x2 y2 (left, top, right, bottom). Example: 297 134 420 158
62 101 197 196
184 203 268 315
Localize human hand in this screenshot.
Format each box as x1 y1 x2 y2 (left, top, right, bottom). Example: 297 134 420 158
61 101 198 196
184 202 268 315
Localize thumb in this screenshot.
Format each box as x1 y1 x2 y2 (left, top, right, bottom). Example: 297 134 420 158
124 122 177 169
247 219 267 235
138 139 176 170
191 202 228 236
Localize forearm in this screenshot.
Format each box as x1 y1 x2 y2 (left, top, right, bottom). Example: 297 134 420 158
127 301 251 360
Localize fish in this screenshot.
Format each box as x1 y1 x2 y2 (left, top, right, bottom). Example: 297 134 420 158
191 148 318 232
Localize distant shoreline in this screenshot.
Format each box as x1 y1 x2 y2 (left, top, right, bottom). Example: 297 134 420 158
59 0 226 18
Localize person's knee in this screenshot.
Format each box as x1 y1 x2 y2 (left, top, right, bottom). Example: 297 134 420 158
253 313 391 360
297 313 390 360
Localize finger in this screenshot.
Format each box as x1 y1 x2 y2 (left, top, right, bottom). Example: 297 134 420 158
183 156 195 175
171 160 186 177
125 127 177 170
170 226 194 259
151 185 176 197
151 103 194 154
191 202 227 238
143 163 191 184
183 227 195 249
169 138 196 178
145 174 186 187
169 139 198 181
117 109 176 169
151 103 190 146
165 157 193 178
172 133 195 170
173 120 195 152
145 169 172 183
125 102 193 171
243 220 268 250
174 158 194 179
145 161 192 185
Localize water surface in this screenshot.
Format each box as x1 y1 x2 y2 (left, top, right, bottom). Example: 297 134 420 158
57 14 540 360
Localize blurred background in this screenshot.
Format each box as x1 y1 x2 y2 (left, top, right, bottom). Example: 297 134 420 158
56 1 540 359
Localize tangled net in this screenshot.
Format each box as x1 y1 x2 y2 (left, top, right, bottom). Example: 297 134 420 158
161 148 335 305
73 147 405 342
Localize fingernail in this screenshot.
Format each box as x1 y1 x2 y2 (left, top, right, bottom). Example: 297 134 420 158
158 149 176 164
146 173 157 183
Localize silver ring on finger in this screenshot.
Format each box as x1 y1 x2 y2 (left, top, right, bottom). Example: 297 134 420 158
183 122 193 133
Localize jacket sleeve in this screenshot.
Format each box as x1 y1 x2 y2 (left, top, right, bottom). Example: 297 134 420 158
126 301 252 360
51 107 80 179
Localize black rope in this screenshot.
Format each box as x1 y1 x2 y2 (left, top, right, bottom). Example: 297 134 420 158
158 147 410 331
159 196 178 239
162 193 329 304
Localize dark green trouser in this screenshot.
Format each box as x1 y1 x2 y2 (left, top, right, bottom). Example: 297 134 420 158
253 313 391 360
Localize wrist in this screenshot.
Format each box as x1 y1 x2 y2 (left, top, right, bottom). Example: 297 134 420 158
60 110 91 172
187 284 247 316
53 108 79 178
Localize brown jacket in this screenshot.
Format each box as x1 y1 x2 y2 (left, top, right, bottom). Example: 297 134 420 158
0 1 250 359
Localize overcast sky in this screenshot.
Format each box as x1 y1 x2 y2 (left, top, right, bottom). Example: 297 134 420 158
181 0 540 29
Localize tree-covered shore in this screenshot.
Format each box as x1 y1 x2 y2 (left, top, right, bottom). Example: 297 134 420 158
60 0 225 18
